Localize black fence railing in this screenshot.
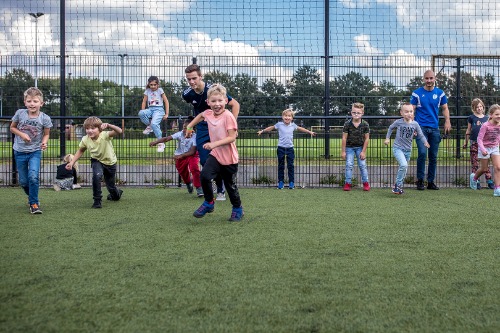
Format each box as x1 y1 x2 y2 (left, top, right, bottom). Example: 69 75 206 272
0 115 481 189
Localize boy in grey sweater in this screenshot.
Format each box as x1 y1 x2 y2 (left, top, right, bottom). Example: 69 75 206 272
384 103 429 194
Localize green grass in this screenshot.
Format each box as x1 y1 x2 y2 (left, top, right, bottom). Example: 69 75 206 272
1 187 498 332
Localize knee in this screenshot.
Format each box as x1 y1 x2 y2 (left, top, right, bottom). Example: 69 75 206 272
93 171 103 180
200 171 211 183
28 172 39 184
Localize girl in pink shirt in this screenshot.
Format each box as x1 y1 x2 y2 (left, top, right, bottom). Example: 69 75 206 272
186 84 244 221
470 104 500 196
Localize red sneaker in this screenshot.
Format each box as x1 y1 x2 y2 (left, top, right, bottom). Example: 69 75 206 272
343 183 352 191
363 182 371 191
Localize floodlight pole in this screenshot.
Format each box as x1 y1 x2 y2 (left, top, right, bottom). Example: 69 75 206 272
29 12 44 87
118 54 128 137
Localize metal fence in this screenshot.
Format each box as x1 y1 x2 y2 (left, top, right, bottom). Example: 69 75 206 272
0 115 481 189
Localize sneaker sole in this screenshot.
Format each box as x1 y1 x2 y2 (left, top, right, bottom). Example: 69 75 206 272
193 209 214 218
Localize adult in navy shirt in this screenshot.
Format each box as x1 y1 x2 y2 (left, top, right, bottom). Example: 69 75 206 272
182 64 240 199
410 69 451 190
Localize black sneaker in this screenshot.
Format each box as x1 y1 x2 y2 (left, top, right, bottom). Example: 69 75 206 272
187 182 194 194
107 189 123 201
487 180 494 190
30 203 42 214
476 182 482 190
427 182 439 190
416 179 425 190
92 200 102 208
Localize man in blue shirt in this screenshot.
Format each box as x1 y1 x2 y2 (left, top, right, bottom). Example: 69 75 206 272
410 70 451 190
182 64 240 200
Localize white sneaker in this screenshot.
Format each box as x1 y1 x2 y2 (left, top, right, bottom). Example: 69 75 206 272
157 143 165 153
53 184 61 191
143 126 152 135
216 192 226 201
72 184 81 189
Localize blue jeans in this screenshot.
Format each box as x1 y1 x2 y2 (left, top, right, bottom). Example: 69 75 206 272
345 147 369 183
138 106 165 139
416 127 441 182
277 146 295 183
393 147 411 186
14 150 42 205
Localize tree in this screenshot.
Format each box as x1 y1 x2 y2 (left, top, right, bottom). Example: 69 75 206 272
0 68 35 116
330 71 375 115
286 66 323 126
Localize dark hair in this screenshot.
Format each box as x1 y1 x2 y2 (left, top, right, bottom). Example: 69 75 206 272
185 64 201 75
146 76 160 88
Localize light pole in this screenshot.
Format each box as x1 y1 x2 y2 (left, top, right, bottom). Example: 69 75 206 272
29 12 44 88
118 54 128 137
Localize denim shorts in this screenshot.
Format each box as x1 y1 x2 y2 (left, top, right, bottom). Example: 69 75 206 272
479 146 499 159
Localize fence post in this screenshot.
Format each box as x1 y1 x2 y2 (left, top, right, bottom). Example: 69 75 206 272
455 57 462 159
323 0 330 159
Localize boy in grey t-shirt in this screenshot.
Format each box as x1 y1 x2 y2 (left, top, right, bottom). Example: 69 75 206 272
384 103 429 194
10 87 53 214
258 109 315 189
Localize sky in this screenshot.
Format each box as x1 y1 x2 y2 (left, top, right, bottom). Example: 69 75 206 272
0 0 499 86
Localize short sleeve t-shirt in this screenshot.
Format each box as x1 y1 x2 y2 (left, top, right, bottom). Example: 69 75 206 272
171 131 197 156
11 109 53 153
342 120 370 147
410 87 448 128
203 109 239 165
144 88 165 108
79 131 117 165
467 114 488 141
274 122 298 148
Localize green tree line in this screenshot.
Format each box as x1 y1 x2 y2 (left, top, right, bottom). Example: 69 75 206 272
1 67 499 128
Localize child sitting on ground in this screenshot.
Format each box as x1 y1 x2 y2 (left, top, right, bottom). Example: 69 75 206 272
53 154 81 191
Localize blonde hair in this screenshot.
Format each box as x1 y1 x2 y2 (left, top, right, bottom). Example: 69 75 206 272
207 84 227 100
24 87 44 102
471 98 485 113
63 154 78 172
282 108 296 118
83 116 103 130
352 102 365 111
488 104 500 115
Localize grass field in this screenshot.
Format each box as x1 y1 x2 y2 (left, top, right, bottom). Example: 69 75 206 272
1 187 498 332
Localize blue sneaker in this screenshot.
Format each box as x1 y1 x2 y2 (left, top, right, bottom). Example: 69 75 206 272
391 184 404 195
487 180 495 190
469 173 477 190
193 201 214 218
277 181 284 190
228 206 244 222
289 182 295 190
494 188 500 197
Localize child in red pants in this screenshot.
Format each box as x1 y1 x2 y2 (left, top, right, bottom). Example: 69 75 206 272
150 117 202 196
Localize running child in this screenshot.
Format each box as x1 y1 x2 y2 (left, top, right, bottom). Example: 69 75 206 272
150 117 203 197
66 117 123 208
384 103 430 194
463 98 494 189
139 76 170 152
10 87 53 214
469 104 500 196
257 109 316 189
185 84 244 221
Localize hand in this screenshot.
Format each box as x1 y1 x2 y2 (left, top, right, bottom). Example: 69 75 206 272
310 131 316 137
101 123 109 130
185 129 193 138
462 143 468 149
203 142 215 150
444 121 452 134
149 141 157 147
65 163 73 170
162 114 169 121
360 152 366 160
341 152 346 160
424 142 430 148
481 150 488 156
257 130 263 136
41 142 48 151
173 155 182 160
384 139 389 145
21 133 31 143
